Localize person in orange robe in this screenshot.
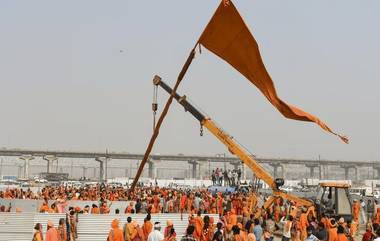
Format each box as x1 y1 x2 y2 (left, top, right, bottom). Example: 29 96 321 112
91 204 100 214
57 217 67 241
299 209 309 241
107 219 124 241
238 223 248 241
229 209 238 226
273 205 281 223
142 214 153 241
180 193 187 214
352 200 360 222
337 226 347 241
40 201 49 213
320 214 329 229
348 221 357 238
217 194 224 216
125 202 134 214
232 225 242 241
374 208 380 224
45 220 59 241
194 211 204 241
101 202 110 214
328 219 338 241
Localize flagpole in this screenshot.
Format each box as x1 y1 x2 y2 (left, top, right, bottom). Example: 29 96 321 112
130 46 197 191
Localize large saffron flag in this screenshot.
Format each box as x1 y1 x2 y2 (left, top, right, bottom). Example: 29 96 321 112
198 1 348 143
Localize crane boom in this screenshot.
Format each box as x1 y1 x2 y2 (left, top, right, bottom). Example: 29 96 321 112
153 75 313 207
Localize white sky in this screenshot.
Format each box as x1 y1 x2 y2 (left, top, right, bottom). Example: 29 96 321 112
0 1 379 162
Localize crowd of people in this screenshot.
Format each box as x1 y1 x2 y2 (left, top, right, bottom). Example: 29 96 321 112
211 168 242 187
2 184 380 241
27 197 380 241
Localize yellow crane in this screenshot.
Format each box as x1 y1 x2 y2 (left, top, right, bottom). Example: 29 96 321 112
152 75 313 212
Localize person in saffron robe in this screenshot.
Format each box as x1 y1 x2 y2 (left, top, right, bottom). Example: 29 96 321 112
328 219 338 241
299 209 309 241
108 219 124 241
143 214 153 241
352 200 360 223
91 204 99 214
337 226 347 241
164 220 174 239
57 218 67 241
46 220 59 241
194 211 204 241
374 208 380 225
33 223 43 241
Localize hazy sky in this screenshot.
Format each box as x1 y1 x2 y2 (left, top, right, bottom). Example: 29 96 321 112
0 1 379 162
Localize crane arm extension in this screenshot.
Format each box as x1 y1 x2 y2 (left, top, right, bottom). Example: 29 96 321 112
154 75 314 208
202 119 276 189
272 191 313 207
153 75 276 189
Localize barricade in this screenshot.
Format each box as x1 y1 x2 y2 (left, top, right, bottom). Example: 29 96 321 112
0 212 219 241
0 212 35 241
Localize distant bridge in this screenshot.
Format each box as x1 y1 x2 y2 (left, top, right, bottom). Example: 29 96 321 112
0 149 379 181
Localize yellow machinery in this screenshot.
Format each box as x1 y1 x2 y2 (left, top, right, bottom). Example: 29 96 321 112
153 75 353 220
152 75 313 211
315 182 352 221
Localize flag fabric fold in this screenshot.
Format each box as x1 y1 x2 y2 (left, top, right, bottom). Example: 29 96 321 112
197 1 348 143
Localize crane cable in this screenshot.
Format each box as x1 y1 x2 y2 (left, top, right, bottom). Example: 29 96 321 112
152 84 158 132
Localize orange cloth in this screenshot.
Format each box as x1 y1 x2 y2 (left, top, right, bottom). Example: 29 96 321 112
299 213 309 241
125 223 137 241
328 227 338 241
240 230 248 241
40 203 49 213
321 217 329 229
374 208 380 224
108 228 124 241
337 234 348 241
352 202 360 222
197 1 347 143
229 214 238 226
194 216 204 240
46 227 59 241
350 222 358 237
91 207 99 214
142 221 153 241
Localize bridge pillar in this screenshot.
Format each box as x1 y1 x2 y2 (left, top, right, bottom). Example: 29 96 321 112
319 165 324 179
230 161 241 170
305 164 319 178
148 160 154 178
341 164 357 180
19 155 34 179
82 166 87 179
43 155 57 173
188 160 198 179
148 159 160 179
95 157 106 182
198 159 207 179
373 165 380 179
270 163 283 178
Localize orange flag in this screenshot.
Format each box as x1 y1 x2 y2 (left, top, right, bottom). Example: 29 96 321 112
198 1 348 143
